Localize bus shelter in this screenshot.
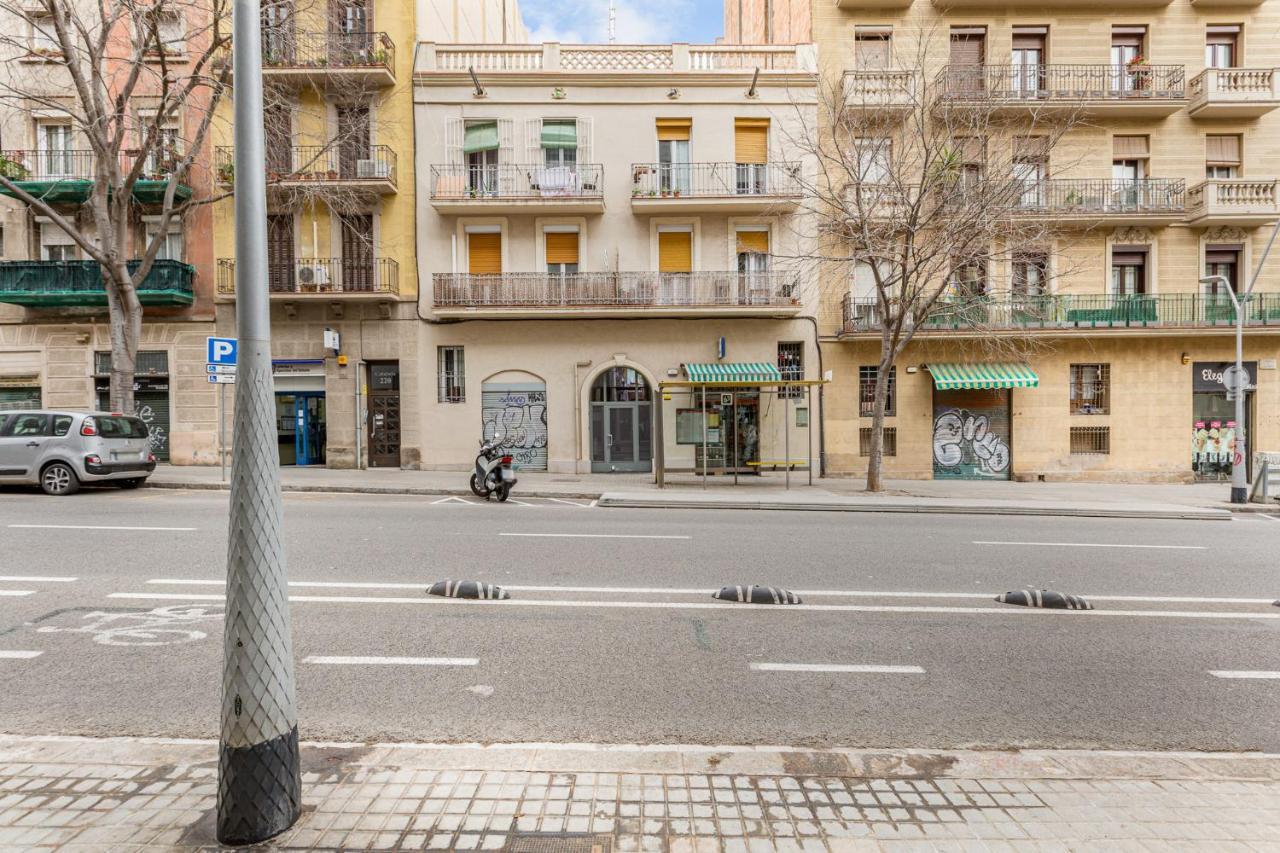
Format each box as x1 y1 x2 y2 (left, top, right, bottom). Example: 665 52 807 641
654 363 826 488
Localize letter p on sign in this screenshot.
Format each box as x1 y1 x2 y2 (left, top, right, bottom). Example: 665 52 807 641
207 337 238 366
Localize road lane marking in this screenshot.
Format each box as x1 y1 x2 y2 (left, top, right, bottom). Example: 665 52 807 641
546 498 592 507
0 650 43 659
973 540 1207 550
499 533 692 540
1210 671 1280 679
0 591 35 597
8 524 196 532
108 592 1280 620
751 663 924 674
303 655 478 667
0 576 77 583
431 497 477 505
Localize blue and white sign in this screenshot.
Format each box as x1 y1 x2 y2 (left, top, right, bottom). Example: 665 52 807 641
206 336 238 366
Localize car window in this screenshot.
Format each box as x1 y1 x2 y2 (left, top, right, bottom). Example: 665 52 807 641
52 415 74 436
1 414 49 437
96 416 149 439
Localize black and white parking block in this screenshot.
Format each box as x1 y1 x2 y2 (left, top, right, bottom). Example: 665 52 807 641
427 580 510 600
713 585 803 605
997 589 1094 610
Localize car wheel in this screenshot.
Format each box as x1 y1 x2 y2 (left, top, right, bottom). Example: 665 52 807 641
117 478 146 489
40 462 80 496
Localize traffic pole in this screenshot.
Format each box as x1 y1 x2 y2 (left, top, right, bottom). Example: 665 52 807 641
216 0 301 841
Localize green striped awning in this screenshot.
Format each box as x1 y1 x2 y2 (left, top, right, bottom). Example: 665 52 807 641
929 362 1039 390
683 362 784 383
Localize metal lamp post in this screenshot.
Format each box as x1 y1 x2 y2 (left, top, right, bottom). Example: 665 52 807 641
215 0 302 842
1199 273 1249 504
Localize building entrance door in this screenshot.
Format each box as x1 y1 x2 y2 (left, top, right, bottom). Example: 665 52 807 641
367 362 401 468
590 367 652 473
276 392 326 465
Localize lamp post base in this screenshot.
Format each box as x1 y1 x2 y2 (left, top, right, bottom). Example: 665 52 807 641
216 725 301 845
1231 486 1248 505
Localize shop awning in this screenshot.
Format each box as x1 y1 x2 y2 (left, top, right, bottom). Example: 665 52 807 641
683 362 784 383
928 362 1039 390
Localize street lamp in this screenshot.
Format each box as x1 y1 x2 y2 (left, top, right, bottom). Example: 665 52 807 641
216 0 301 843
1199 273 1249 503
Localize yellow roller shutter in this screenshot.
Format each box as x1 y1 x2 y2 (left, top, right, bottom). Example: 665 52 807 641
658 231 692 273
736 230 769 254
656 118 692 141
468 232 502 274
735 118 769 165
545 231 579 265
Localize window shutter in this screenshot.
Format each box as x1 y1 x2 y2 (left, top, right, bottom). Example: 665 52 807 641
734 118 769 165
657 231 692 272
1206 134 1241 165
468 232 502 274
1011 28 1046 49
1112 135 1149 159
1205 249 1239 264
735 230 769 254
576 117 593 166
498 118 516 193
545 231 579 265
949 33 984 66
656 118 691 141
526 118 542 162
1013 135 1049 163
446 118 464 165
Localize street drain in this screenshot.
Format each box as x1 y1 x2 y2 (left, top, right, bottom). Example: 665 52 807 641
427 580 510 600
505 833 613 853
997 589 1093 610
713 585 802 605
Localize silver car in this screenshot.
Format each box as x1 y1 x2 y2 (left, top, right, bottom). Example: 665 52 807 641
0 410 157 496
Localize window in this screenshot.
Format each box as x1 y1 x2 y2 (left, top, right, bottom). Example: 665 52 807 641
953 137 985 189
540 119 578 169
1070 364 1110 415
0 413 48 437
855 138 891 184
52 415 73 436
778 342 803 399
437 346 464 403
146 11 185 55
859 365 896 417
1111 26 1147 94
854 27 891 69
1203 246 1240 297
38 124 74 178
463 121 499 195
1070 426 1110 455
950 259 986 297
545 229 579 276
1205 134 1241 179
734 118 769 194
144 220 183 261
466 230 502 275
656 118 691 194
860 427 897 456
95 350 169 376
1110 247 1146 296
1012 253 1048 297
1206 25 1239 69
1013 136 1048 207
1011 27 1047 96
735 229 769 280
145 123 182 177
28 13 59 55
39 222 77 261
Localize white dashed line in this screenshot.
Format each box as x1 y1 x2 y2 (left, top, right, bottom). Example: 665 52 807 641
8 524 196 532
499 533 691 540
303 655 477 667
0 591 35 598
973 541 1206 550
751 663 925 674
0 650 43 659
0 576 77 583
1210 671 1280 680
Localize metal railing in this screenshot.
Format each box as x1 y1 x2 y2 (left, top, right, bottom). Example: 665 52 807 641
215 145 396 185
0 259 194 298
259 30 394 74
434 271 800 308
841 292 1280 333
0 149 95 181
217 257 399 295
1012 179 1185 215
938 64 1186 102
631 162 802 198
429 163 604 200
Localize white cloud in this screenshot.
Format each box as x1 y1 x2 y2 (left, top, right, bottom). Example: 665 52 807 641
520 0 688 44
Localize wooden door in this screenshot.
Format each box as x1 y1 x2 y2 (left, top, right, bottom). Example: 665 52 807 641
366 362 400 468
341 214 374 291
337 106 370 179
266 214 294 292
264 102 292 175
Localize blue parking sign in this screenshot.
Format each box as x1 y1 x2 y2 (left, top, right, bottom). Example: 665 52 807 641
207 336 238 365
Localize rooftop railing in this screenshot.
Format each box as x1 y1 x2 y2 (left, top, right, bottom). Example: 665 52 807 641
419 42 816 75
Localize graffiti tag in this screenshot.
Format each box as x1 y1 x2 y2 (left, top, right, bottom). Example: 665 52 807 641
35 604 223 647
132 403 169 455
483 394 547 455
933 409 1010 477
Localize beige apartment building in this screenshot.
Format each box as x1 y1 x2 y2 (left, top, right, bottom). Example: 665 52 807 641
740 0 1280 483
413 42 821 475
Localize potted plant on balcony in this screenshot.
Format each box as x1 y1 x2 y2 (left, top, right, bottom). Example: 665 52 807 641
1126 55 1150 94
0 152 29 180
217 161 234 184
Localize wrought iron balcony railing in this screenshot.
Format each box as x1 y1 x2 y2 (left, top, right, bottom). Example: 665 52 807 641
631 162 802 199
938 64 1186 102
217 257 399 295
260 30 394 74
434 271 800 308
215 145 396 186
841 292 1280 334
429 163 604 200
1012 179 1186 215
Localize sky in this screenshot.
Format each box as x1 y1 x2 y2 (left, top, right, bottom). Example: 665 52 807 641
519 0 723 45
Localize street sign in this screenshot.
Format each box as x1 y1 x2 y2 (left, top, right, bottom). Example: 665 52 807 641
206 364 237 374
207 374 236 384
206 337 238 366
1222 364 1253 394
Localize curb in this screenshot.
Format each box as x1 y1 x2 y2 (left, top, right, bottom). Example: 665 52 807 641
144 480 603 501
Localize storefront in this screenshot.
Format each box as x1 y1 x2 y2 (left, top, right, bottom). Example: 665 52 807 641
928 363 1037 481
94 351 172 462
481 378 548 471
273 359 327 466
1191 361 1255 482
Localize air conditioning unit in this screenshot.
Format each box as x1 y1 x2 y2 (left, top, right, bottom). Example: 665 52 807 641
296 263 330 291
356 159 390 179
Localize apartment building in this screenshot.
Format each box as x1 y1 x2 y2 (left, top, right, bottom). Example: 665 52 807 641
0 2 218 464
413 42 819 474
741 0 1280 482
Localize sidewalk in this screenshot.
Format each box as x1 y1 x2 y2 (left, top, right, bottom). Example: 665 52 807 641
146 464 1271 519
1 735 1278 851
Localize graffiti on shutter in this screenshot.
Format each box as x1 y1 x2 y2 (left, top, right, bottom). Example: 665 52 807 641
97 387 171 462
932 390 1010 480
481 381 547 471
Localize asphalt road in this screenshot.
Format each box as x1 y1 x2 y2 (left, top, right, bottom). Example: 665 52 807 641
0 486 1277 751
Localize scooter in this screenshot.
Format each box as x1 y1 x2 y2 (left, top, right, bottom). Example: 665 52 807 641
470 434 517 502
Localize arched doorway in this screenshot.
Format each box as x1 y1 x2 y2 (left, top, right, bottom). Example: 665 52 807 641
590 367 652 473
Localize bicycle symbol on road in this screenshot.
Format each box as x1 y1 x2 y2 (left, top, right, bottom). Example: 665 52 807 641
36 604 224 647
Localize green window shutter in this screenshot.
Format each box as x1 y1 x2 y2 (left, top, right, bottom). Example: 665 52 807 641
540 120 577 150
463 121 499 155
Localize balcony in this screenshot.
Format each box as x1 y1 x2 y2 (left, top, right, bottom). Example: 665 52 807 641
420 43 815 75
1186 179 1280 227
629 162 802 213
216 145 397 195
231 31 396 88
1013 179 1186 226
217 258 399 298
1188 68 1280 118
0 259 195 307
843 70 918 114
840 292 1280 337
0 150 193 205
938 65 1186 115
428 164 604 214
432 271 801 319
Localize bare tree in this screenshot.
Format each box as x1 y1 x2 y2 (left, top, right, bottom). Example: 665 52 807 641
779 32 1089 491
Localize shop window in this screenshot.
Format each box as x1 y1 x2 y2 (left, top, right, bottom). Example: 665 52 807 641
778 342 803 399
437 346 464 403
1070 426 1110 455
859 365 896 417
1069 364 1109 415
860 427 896 457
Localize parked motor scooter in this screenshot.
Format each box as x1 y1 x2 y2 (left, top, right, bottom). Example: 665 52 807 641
470 434 517 502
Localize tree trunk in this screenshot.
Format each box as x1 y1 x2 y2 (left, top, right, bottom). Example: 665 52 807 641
864 335 895 493
105 263 142 414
